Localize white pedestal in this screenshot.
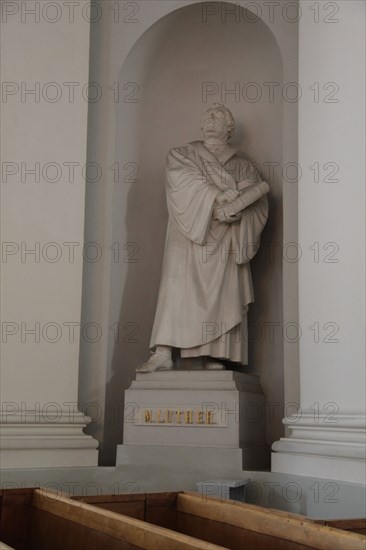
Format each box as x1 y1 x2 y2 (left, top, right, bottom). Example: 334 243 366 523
120 371 269 470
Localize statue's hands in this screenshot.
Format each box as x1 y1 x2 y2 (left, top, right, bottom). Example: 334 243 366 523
214 190 242 222
227 212 242 223
214 209 241 223
215 189 239 205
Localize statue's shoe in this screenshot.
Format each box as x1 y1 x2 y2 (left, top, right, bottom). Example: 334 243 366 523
136 353 173 373
205 361 225 370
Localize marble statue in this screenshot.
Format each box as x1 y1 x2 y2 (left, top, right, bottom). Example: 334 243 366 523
137 104 269 373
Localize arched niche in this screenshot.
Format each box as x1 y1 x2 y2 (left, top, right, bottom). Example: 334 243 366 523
81 1 299 465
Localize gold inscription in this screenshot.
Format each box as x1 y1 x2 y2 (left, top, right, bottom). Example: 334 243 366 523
143 409 216 425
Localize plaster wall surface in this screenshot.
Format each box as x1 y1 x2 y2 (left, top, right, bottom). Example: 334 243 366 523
1 1 91 405
271 0 366 484
297 0 365 412
0 0 98 467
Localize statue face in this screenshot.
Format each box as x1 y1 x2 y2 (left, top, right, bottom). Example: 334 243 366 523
202 108 229 142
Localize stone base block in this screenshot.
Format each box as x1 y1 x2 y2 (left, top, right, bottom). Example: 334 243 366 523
122 370 269 470
117 444 242 470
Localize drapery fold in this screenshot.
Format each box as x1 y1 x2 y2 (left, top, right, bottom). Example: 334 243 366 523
150 142 269 359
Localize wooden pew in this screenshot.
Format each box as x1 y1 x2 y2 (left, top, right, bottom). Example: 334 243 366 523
0 489 223 550
0 489 33 549
76 490 366 550
0 488 365 549
175 492 366 550
315 518 366 536
77 492 179 530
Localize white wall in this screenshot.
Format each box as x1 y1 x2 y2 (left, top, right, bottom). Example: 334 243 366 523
272 0 366 484
298 0 365 412
1 0 98 467
1 1 90 405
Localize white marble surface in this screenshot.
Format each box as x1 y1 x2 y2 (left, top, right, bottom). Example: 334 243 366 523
140 105 269 373
123 371 268 469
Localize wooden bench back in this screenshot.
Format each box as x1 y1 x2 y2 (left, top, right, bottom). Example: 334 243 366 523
175 492 366 550
0 488 365 550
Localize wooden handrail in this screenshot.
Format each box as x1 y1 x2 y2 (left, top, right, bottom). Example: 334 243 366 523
32 489 226 550
177 492 366 550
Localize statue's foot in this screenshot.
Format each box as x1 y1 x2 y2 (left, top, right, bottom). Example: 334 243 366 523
136 352 173 373
205 361 225 370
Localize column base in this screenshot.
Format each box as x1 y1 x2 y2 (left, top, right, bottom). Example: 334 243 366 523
272 413 366 484
0 410 99 469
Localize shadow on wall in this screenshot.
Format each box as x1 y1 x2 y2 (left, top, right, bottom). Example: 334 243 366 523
98 2 285 465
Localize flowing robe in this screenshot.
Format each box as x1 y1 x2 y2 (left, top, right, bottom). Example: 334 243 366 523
150 141 269 364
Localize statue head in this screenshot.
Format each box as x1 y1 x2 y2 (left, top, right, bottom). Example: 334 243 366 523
201 103 236 142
